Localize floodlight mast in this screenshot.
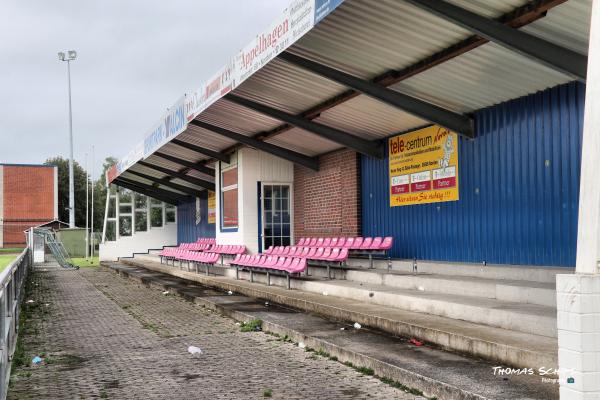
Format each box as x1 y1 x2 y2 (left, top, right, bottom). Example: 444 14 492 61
58 50 77 228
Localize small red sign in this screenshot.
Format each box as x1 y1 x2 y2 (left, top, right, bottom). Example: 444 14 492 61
433 176 456 189
411 181 431 192
391 184 410 194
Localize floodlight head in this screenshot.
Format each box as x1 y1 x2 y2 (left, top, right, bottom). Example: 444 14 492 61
68 50 77 60
58 52 66 61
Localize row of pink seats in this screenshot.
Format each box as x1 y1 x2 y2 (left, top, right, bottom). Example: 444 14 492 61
197 237 216 244
231 254 306 274
178 242 212 251
210 245 246 255
296 237 393 251
159 248 218 264
264 246 348 262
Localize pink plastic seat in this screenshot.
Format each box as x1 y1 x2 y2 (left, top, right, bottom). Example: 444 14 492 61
343 237 354 248
329 238 338 247
307 238 318 247
361 237 373 249
313 248 325 260
352 237 363 249
306 248 317 258
369 237 383 250
321 248 332 260
322 238 332 247
297 238 306 246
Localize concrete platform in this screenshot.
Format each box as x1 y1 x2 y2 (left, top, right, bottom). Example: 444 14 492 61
136 254 557 337
121 256 558 370
108 262 560 400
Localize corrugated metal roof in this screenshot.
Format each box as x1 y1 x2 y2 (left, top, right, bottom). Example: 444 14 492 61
115 0 591 190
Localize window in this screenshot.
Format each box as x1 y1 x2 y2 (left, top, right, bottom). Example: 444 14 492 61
150 205 163 227
118 188 133 237
262 184 291 249
134 194 148 232
165 205 176 223
221 166 238 229
105 220 116 241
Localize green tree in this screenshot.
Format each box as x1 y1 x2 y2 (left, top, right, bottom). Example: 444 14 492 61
44 157 88 227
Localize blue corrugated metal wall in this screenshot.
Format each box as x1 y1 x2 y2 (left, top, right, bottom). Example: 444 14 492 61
177 193 215 244
361 81 585 267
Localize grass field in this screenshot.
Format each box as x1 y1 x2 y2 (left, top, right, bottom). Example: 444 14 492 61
0 247 23 254
70 256 99 268
0 255 17 272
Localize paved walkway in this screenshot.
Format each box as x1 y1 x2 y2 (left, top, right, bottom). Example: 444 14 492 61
8 265 410 399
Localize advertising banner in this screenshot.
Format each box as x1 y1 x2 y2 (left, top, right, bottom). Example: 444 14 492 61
107 141 144 184
235 0 315 87
143 95 187 158
389 125 459 207
207 191 216 224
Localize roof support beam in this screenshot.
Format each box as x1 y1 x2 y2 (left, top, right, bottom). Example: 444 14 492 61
225 94 384 159
124 170 206 197
189 120 319 171
171 139 231 163
138 161 216 191
403 0 587 81
154 152 215 176
279 51 474 138
113 178 186 205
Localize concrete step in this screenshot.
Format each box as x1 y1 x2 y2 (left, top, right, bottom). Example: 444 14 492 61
121 257 558 370
345 269 556 307
108 262 559 400
138 254 557 337
348 258 573 284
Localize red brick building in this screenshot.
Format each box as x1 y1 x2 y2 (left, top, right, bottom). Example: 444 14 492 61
0 164 58 248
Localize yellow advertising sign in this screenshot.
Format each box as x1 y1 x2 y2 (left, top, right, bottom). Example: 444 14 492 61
207 191 216 224
389 125 459 207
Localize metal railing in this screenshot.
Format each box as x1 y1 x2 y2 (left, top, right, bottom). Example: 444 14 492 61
0 248 30 400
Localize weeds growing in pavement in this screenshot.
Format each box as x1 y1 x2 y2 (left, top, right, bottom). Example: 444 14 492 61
262 388 272 397
239 318 263 332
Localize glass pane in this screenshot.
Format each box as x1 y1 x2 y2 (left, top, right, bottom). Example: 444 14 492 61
222 167 238 188
119 216 132 237
273 237 281 246
273 225 281 236
282 198 289 211
272 186 280 198
134 194 147 209
275 198 281 211
119 205 132 214
282 186 289 198
119 189 132 204
108 197 116 218
282 237 291 246
264 224 272 237
150 198 162 205
264 237 273 249
282 224 290 236
264 198 272 211
282 212 290 224
273 212 281 224
105 220 116 241
135 212 147 232
151 207 163 227
264 186 272 198
265 211 272 224
222 188 238 228
166 210 176 223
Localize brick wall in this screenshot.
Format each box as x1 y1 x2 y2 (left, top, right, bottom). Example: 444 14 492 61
3 165 55 246
294 149 361 239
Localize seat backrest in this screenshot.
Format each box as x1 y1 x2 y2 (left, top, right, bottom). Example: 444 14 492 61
353 237 363 249
297 238 306 246
322 238 331 247
265 246 274 255
314 248 324 257
316 238 324 246
371 237 383 249
343 237 353 248
329 238 338 247
362 237 373 249
308 237 317 247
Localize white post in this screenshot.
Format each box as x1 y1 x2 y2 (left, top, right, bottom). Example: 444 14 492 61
91 145 95 259
557 1 600 398
85 153 89 259
67 59 75 229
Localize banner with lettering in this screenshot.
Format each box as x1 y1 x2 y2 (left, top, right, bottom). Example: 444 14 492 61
389 125 459 207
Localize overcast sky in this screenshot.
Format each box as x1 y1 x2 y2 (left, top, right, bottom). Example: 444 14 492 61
0 0 289 178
